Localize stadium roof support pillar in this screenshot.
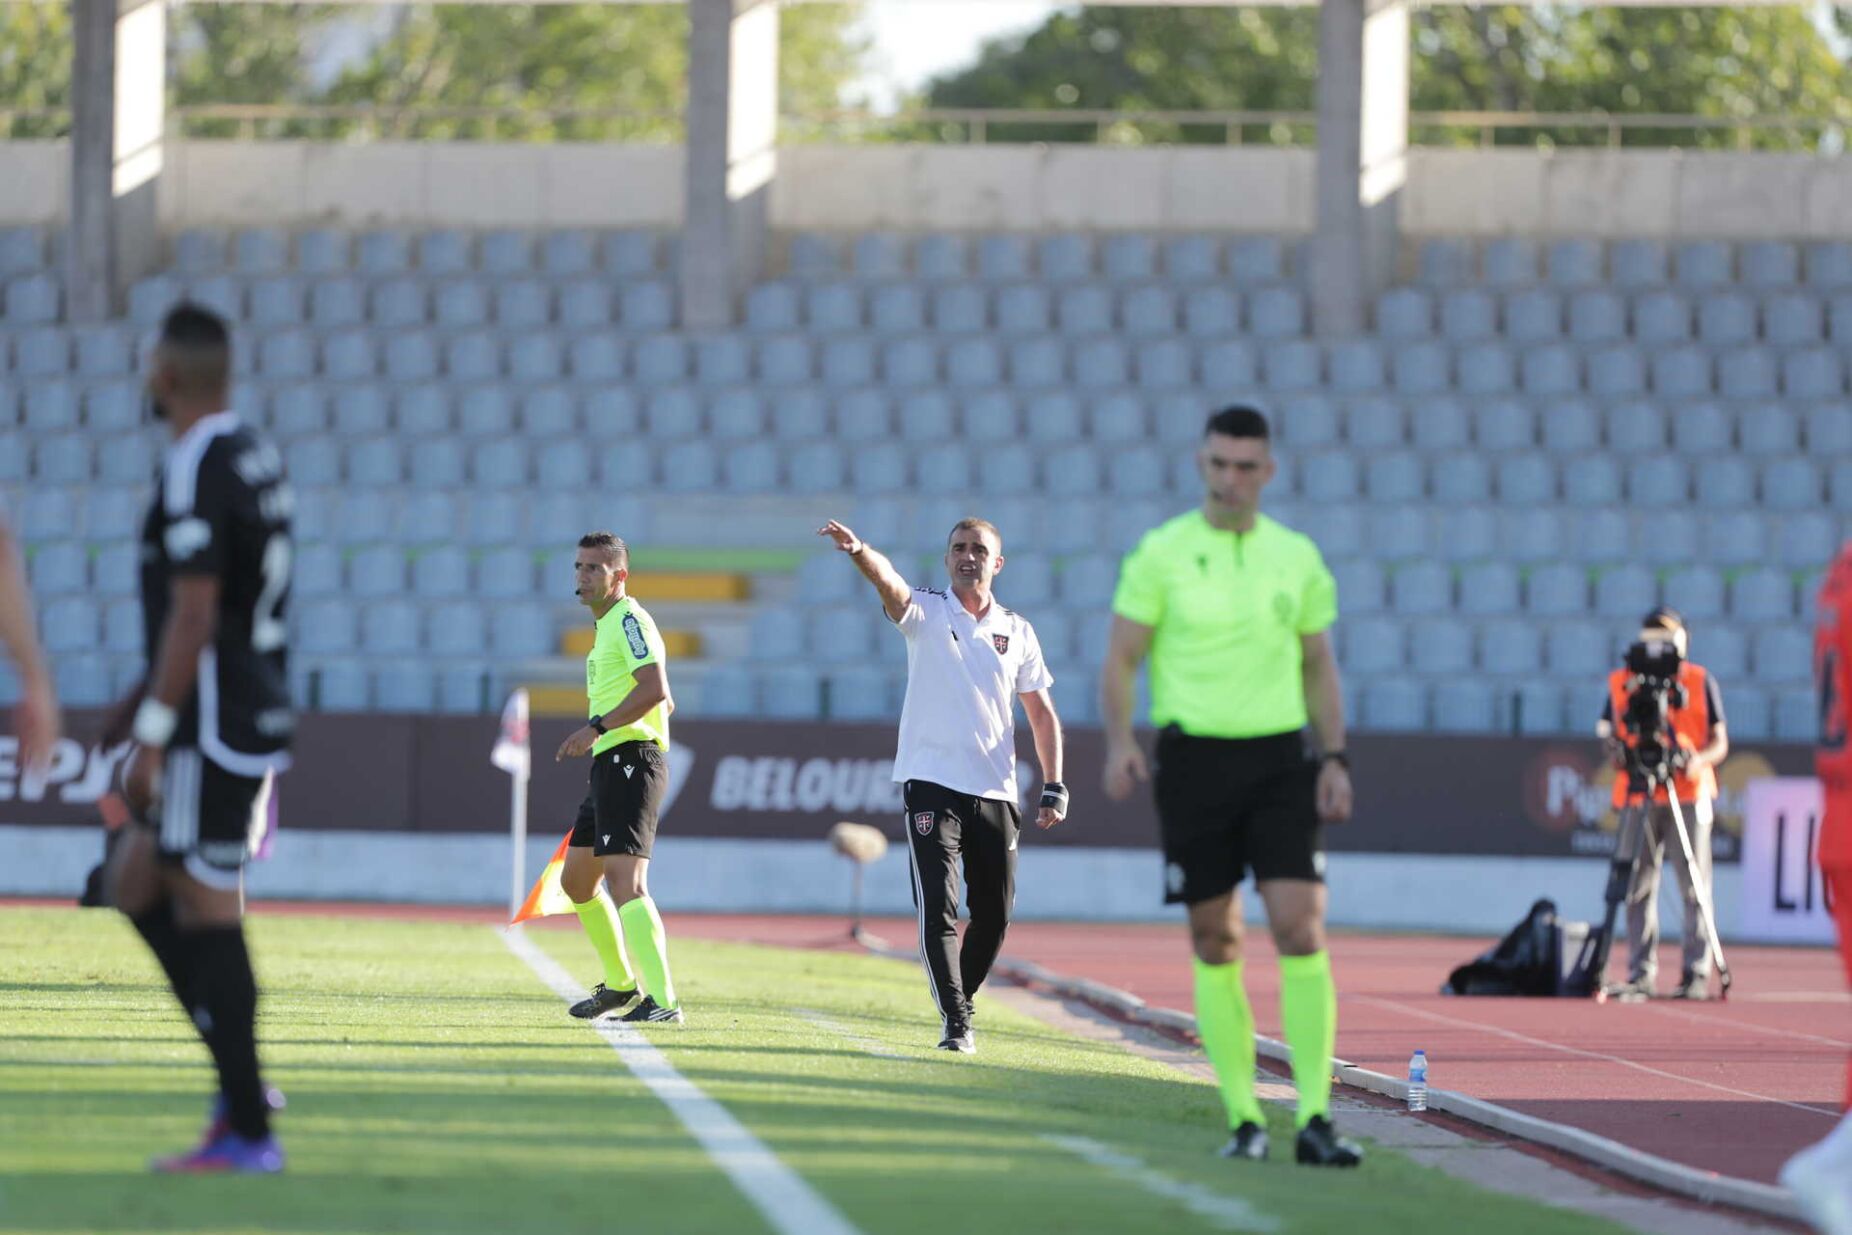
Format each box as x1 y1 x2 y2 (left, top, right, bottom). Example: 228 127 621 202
1313 0 1408 338
681 0 779 329
67 0 165 323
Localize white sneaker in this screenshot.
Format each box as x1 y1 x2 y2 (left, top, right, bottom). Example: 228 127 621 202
1781 1121 1852 1235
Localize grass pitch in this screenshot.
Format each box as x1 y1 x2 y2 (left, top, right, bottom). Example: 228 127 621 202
0 906 1627 1235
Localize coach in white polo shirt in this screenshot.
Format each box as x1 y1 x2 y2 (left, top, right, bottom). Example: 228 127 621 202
819 515 1067 1053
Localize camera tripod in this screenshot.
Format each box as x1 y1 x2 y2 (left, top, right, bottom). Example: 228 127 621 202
1588 757 1733 1002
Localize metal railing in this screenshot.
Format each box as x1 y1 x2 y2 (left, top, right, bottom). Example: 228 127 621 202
0 104 1843 151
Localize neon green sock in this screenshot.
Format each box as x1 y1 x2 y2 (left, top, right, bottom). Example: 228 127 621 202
572 889 636 992
1278 950 1337 1128
1193 957 1264 1129
616 896 677 1010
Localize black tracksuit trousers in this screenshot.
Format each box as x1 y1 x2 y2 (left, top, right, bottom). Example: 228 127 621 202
902 778 1020 1027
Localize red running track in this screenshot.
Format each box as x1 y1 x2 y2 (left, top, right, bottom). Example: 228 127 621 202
670 914 1851 1187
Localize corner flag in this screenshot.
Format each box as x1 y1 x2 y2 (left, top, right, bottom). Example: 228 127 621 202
493 688 532 921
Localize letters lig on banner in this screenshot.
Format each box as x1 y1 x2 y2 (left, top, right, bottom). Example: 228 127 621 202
1738 778 1836 945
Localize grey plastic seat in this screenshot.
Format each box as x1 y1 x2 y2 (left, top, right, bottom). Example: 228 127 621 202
1101 235 1157 282
1390 342 1449 394
1411 398 1469 451
1107 445 1167 498
1415 238 1470 286
1299 451 1359 502
355 230 412 276
1229 237 1286 286
536 439 593 489
478 230 532 275
567 335 626 382
555 280 612 330
343 435 403 487
1479 618 1543 675
1439 290 1498 342
944 338 1002 388
1121 286 1177 337
975 235 1030 282
1088 393 1145 444
433 280 489 327
692 335 749 387
1806 406 1852 455
410 229 467 275
1776 512 1837 571
1479 237 1536 286
1332 559 1386 614
1044 444 1103 498
848 233 905 280
1073 339 1129 389
1458 344 1516 395
1057 286 1114 335
1535 399 1597 453
80 381 138 433
880 338 936 388
1365 451 1424 502
455 386 514 437
1504 290 1563 343
1568 289 1627 343
632 335 690 385
468 438 528 490
1651 346 1713 398
1490 454 1552 506
1674 241 1733 289
1497 508 1564 562
1730 567 1794 622
1740 241 1798 288
78 488 140 543
869 283 925 333
1587 346 1645 397
929 284 987 335
1632 290 1692 345
443 331 500 381
707 389 764 441
1543 239 1602 287
1625 456 1690 505
1715 346 1777 399
539 230 595 277
1784 347 1846 399
1134 340 1191 390
1660 401 1725 454
1774 688 1818 741
1163 236 1220 284
1456 561 1519 617
1364 506 1428 560
321 329 378 380
621 283 676 331
1701 509 1764 567
1327 341 1385 393
475 547 534 599
1754 627 1813 683
1262 340 1320 392
1200 340 1258 390
307 277 364 328
1696 292 1756 347
906 234 963 281
1390 561 1451 615
604 231 662 277
722 441 779 493
169 228 223 273
1342 617 1405 674
489 604 552 659
1410 618 1473 674
1762 292 1823 346
1375 288 1433 340
1545 621 1611 676
231 227 289 275
1662 565 1725 621
995 285 1052 335
1036 234 1092 283
1804 242 1852 288
507 334 562 382
404 545 467 599
755 336 813 387
1431 452 1491 503
1632 508 1700 568
369 663 435 713
597 438 653 489
1249 287 1305 339
298 599 360 656
495 280 552 330
1761 456 1823 512
1592 562 1655 619
998 339 1058 390
240 277 303 329
1361 679 1426 732
1555 454 1620 506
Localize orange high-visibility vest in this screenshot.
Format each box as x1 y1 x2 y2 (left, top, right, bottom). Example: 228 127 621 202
1608 661 1717 806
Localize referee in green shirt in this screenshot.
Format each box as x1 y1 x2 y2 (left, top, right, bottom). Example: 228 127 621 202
553 531 682 1024
1100 406 1360 1167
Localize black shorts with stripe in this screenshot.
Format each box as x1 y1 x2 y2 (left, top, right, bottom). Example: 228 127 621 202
1153 727 1324 905
568 741 668 858
147 746 273 891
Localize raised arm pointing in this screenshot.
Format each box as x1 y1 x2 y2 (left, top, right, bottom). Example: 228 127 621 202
818 519 910 623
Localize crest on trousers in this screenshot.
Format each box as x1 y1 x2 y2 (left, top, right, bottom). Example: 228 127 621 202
913 811 935 836
991 633 1010 654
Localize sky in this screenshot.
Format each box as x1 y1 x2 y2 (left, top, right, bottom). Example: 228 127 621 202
852 2 1066 111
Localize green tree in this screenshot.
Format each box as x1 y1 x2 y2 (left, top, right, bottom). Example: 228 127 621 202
172 4 334 138
921 5 1852 151
324 3 867 142
0 2 71 139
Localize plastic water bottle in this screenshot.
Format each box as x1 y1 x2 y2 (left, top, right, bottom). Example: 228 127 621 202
1407 1050 1429 1113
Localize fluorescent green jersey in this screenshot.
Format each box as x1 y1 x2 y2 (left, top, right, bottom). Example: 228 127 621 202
1111 510 1336 739
586 595 670 755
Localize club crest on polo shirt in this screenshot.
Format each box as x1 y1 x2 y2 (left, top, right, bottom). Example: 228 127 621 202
991 633 1010 654
913 811 935 836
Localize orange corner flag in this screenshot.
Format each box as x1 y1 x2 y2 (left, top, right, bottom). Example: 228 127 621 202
511 831 576 925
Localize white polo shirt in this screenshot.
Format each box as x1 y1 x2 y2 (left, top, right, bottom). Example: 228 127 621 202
890 586 1054 801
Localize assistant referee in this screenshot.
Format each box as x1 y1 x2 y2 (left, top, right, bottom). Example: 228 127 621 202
1100 405 1360 1167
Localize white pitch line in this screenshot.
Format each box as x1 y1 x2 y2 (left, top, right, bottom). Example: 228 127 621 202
793 1008 913 1061
500 927 865 1235
1041 1135 1281 1233
1351 994 1842 1119
1640 1000 1852 1050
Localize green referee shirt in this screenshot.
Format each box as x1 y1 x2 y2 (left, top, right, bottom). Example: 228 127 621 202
1111 510 1337 739
586 595 670 755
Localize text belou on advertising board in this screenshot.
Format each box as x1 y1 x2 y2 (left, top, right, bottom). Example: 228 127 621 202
1739 778 1837 945
1 711 1814 861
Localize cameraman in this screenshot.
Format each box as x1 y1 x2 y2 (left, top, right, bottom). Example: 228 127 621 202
1595 608 1728 1000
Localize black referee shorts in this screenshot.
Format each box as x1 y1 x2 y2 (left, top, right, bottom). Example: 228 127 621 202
1153 727 1324 905
568 741 668 858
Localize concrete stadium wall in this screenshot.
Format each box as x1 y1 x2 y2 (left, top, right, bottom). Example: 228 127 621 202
0 824 1754 945
4 140 1851 238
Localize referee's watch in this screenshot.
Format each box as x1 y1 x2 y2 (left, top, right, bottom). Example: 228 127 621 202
588 714 608 735
1320 750 1350 770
